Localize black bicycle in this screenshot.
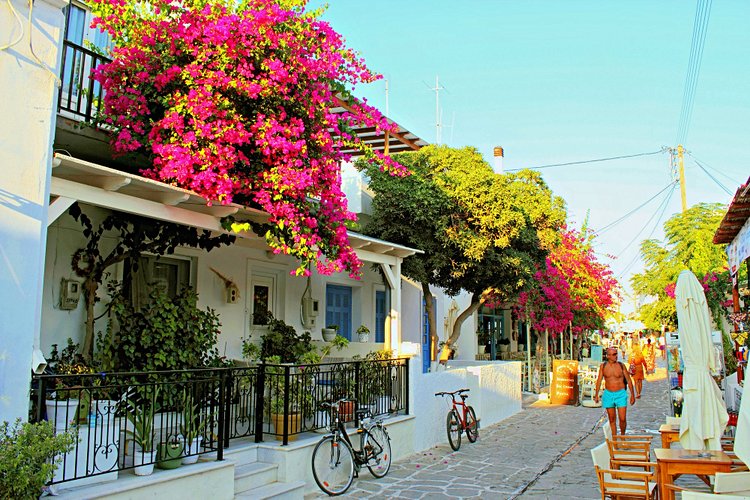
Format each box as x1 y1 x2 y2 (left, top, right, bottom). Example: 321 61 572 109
435 388 478 451
311 399 392 496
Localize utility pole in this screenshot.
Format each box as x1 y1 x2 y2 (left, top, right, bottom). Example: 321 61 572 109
678 144 687 212
669 145 688 213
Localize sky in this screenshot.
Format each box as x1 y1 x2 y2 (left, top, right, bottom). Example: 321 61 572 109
313 0 750 313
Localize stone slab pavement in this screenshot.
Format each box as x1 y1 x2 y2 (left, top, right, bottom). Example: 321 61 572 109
306 358 681 499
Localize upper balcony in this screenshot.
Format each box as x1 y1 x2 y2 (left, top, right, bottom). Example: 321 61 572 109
54 40 428 173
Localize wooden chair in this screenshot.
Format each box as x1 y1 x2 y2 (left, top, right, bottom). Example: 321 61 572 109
594 465 658 500
606 438 652 470
713 471 750 496
591 442 658 499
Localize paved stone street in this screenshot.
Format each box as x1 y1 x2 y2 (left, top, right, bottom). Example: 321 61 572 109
307 360 675 499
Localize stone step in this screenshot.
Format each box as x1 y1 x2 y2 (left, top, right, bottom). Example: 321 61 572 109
201 442 258 465
234 480 305 500
233 462 279 494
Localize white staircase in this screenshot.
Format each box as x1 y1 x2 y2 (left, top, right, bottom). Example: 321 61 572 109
220 443 305 499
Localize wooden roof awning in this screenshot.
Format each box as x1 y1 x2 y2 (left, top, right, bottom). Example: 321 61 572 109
331 96 428 157
50 153 421 261
713 176 750 244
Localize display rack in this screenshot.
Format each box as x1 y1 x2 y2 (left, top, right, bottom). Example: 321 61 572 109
665 330 726 417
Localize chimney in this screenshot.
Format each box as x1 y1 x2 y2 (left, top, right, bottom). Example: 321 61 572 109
493 146 504 173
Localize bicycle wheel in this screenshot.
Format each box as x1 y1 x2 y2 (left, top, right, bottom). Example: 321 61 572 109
446 409 461 451
311 435 355 496
465 406 479 443
365 425 392 478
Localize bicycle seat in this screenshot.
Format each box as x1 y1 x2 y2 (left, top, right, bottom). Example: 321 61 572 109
460 394 469 400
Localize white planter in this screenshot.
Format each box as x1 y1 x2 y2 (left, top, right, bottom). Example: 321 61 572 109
358 332 370 343
478 345 486 354
46 399 79 430
133 447 157 476
322 329 337 342
181 436 203 465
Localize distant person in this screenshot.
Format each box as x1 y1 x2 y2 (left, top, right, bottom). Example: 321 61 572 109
629 343 647 398
658 334 666 359
594 347 637 435
643 338 656 374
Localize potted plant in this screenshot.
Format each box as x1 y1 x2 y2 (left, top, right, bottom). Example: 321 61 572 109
45 339 93 430
0 419 76 499
356 324 370 343
124 388 159 476
477 331 489 354
266 356 305 441
156 436 184 470
321 324 338 342
179 391 207 464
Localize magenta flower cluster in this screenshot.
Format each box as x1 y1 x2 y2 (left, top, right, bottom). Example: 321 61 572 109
89 0 407 277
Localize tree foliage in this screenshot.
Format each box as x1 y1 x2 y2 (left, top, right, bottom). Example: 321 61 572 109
632 203 728 329
89 0 407 277
361 145 566 349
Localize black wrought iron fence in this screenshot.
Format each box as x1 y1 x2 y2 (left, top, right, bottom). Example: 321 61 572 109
31 358 408 485
58 40 110 123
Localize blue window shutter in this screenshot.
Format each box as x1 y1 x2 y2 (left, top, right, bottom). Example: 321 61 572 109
375 291 386 343
325 285 352 340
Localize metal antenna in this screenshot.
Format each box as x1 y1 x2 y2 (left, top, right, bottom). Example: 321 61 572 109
428 75 445 144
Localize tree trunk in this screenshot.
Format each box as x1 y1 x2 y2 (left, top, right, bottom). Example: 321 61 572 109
446 290 490 349
82 277 98 361
421 282 438 362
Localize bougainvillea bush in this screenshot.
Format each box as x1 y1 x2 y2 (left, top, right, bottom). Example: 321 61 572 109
515 258 574 336
89 0 406 277
513 226 619 336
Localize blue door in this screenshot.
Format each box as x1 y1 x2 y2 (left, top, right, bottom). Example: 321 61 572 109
375 290 386 343
326 285 352 340
422 298 430 373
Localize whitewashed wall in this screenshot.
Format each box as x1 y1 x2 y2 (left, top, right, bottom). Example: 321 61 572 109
40 203 393 361
407 355 522 452
0 0 66 421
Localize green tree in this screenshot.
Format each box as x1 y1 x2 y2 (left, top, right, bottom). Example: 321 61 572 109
69 203 235 360
360 145 566 351
631 202 728 330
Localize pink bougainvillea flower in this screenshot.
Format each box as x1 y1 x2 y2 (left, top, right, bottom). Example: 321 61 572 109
89 0 409 277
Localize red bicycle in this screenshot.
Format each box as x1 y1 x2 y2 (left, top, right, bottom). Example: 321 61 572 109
434 388 478 450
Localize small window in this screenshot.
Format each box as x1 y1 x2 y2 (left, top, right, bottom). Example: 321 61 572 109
250 275 275 326
126 255 192 307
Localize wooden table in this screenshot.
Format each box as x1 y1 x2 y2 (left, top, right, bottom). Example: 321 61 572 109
659 423 680 448
655 448 733 500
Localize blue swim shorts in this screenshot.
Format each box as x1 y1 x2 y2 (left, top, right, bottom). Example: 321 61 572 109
602 389 628 408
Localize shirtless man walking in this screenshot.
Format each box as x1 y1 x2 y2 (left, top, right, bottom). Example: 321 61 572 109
594 347 636 435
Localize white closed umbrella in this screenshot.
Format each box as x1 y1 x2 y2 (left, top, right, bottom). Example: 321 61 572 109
735 379 750 466
675 269 729 450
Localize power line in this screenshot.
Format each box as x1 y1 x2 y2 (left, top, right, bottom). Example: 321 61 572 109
505 149 665 172
615 182 676 261
616 185 677 280
686 151 742 186
693 160 733 196
677 0 713 145
597 181 678 235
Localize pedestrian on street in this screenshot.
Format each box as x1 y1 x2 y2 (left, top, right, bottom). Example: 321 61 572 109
593 347 636 436
629 342 647 398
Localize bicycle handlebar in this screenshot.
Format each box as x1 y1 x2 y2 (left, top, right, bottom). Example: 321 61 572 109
434 388 470 397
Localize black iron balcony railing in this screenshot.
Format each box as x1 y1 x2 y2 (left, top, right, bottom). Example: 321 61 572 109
58 40 111 123
30 358 408 485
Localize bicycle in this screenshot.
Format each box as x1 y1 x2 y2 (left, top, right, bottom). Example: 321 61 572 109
434 388 478 451
311 399 392 496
